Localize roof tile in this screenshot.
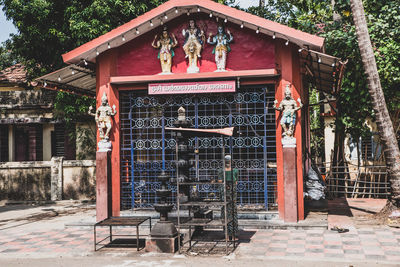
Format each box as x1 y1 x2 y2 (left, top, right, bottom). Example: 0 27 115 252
0 64 27 84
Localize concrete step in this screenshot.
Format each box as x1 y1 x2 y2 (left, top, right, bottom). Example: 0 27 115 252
66 211 326 230
120 209 279 220
239 218 327 230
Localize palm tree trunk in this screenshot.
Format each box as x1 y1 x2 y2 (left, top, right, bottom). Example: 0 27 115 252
350 0 400 206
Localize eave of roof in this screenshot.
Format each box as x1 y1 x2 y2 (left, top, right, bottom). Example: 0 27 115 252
62 0 325 64
35 64 96 97
299 49 346 96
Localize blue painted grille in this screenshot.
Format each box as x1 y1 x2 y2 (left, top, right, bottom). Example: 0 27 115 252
120 86 277 210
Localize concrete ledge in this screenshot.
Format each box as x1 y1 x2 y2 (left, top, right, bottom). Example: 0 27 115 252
121 210 279 220
63 160 96 167
0 160 96 169
5 199 95 206
0 161 51 168
240 211 328 229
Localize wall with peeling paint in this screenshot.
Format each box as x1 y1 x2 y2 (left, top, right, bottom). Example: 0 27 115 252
0 160 96 201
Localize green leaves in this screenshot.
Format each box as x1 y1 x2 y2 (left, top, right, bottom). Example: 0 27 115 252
53 91 95 124
0 0 167 126
0 40 18 69
0 0 168 78
246 0 399 142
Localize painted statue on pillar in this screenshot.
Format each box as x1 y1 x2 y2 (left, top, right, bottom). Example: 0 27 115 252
207 25 233 71
151 25 178 74
89 92 117 151
182 19 205 73
273 84 303 138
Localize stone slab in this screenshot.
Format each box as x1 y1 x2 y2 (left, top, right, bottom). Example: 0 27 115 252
145 236 178 253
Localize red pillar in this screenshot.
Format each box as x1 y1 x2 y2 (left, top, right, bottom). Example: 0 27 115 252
96 151 111 221
275 41 305 221
283 145 298 222
96 49 120 217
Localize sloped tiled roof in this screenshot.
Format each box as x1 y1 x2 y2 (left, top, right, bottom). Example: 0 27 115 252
0 64 27 85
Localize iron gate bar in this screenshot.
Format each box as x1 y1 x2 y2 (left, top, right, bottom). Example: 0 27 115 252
162 115 165 170
263 88 268 208
195 97 199 181
129 103 135 208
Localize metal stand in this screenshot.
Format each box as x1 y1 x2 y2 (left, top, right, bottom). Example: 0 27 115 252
175 135 236 255
94 216 151 251
165 107 236 255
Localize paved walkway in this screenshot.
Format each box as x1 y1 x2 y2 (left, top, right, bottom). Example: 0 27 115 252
1 225 400 263
238 227 400 262
0 199 399 266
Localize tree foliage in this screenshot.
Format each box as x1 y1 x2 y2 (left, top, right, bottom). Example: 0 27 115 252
53 91 95 124
0 0 169 158
0 40 18 70
52 91 96 158
327 0 400 138
348 0 400 208
0 1 171 159
248 0 400 142
0 0 168 79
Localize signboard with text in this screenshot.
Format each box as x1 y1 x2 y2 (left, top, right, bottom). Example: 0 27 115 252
148 81 236 95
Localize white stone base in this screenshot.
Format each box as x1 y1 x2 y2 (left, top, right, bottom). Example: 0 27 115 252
282 136 296 148
158 71 172 75
187 65 199 73
98 140 112 152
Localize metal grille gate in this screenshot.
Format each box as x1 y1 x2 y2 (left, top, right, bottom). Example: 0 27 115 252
120 85 277 210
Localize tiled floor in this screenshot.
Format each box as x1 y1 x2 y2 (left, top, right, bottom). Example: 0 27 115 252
0 228 94 254
237 227 400 262
1 225 400 263
0 198 398 264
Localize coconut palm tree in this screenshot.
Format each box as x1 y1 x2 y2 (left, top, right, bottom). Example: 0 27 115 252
350 0 400 207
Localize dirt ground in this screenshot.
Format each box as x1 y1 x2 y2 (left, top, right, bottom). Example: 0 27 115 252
327 198 400 229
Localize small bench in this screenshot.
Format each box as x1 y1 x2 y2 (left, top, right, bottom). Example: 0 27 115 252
94 216 152 251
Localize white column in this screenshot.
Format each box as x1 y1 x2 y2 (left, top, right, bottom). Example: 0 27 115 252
43 124 54 161
8 125 13 162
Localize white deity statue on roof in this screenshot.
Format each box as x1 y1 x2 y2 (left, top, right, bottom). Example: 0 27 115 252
182 19 205 73
207 24 233 71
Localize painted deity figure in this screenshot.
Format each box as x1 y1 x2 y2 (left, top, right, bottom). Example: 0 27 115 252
151 26 178 74
182 19 205 73
273 84 303 138
207 25 233 71
89 92 117 142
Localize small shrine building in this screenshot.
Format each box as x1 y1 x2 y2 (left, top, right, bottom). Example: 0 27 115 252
37 0 344 222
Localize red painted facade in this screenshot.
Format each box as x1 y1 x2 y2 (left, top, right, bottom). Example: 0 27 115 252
117 14 275 76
